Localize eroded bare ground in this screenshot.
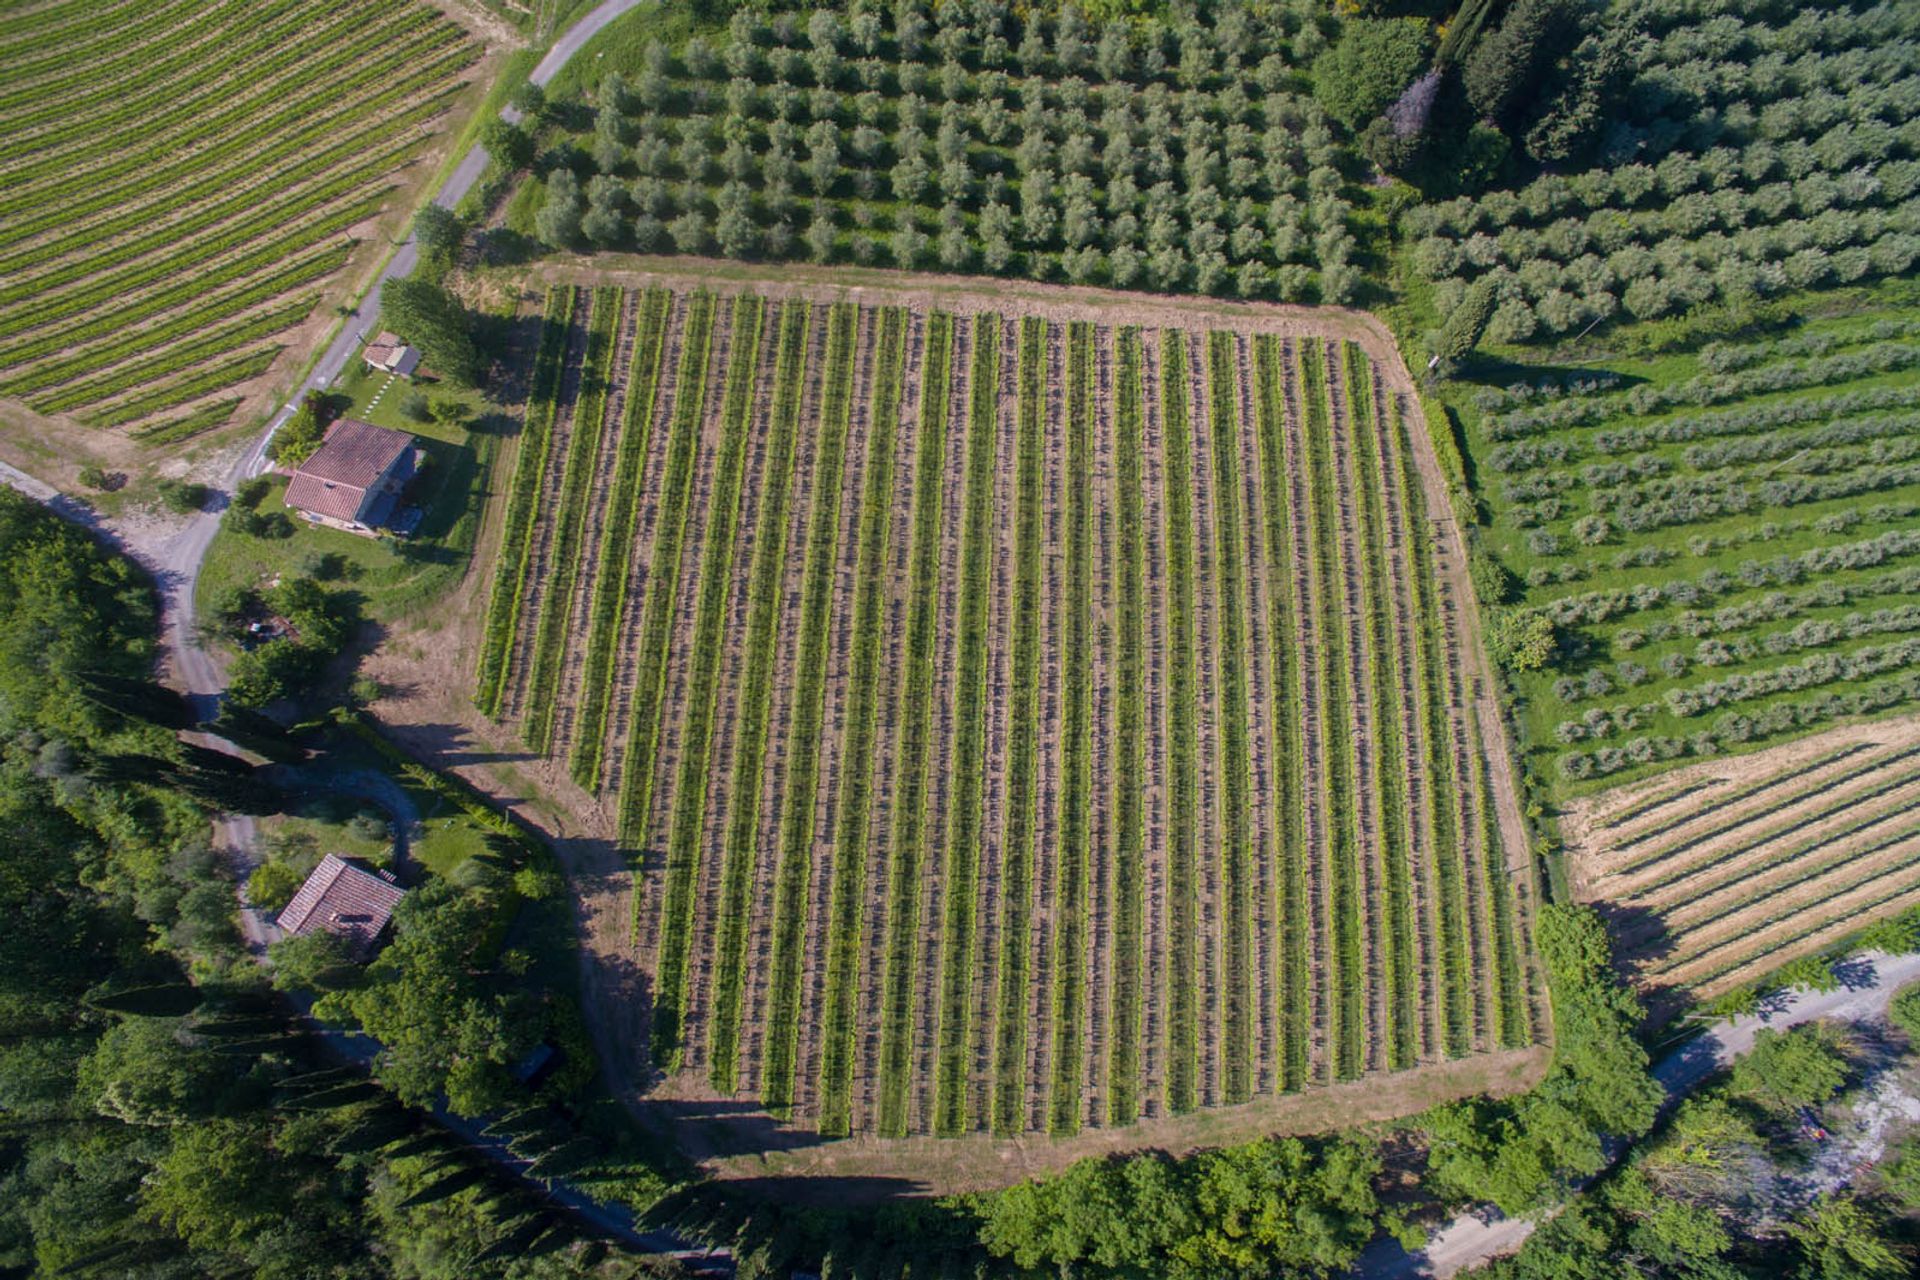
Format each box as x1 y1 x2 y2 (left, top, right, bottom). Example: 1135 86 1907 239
1566 713 1920 1004
363 268 1542 1194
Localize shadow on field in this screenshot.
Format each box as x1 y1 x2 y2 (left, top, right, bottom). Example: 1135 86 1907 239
404 721 537 767
1592 898 1676 969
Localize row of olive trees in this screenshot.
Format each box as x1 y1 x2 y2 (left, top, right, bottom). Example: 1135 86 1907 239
537 4 1363 302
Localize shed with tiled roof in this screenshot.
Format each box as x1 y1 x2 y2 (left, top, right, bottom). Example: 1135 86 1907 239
276 853 406 959
283 418 417 534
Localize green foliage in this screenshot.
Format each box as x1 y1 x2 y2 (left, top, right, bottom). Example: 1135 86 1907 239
0 488 157 744
1423 904 1660 1214
411 203 463 256
1435 278 1496 365
1878 1133 1920 1209
1787 1194 1908 1280
1312 18 1434 131
1488 607 1556 672
1728 1025 1849 1114
979 1136 1382 1278
270 390 329 464
312 878 539 1117
247 858 307 913
536 168 584 248
155 478 208 514
1469 542 1516 605
1461 0 1585 127
399 391 432 423
1771 953 1839 995
481 118 534 170
382 278 483 387
1890 981 1920 1042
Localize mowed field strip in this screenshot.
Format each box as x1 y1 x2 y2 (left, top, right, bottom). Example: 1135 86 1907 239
475 277 1544 1139
0 0 479 444
1568 713 1920 1003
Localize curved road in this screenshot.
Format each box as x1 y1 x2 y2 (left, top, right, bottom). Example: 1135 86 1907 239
1358 949 1920 1278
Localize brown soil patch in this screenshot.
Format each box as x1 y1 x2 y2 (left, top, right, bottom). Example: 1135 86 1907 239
1566 713 1920 1002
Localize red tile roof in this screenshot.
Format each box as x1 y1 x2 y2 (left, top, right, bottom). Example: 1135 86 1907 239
276 854 406 958
284 418 412 524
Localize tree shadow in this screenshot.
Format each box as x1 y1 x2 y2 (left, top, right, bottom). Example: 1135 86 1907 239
1833 955 1879 992
1456 355 1651 393
1591 899 1675 970
401 722 536 766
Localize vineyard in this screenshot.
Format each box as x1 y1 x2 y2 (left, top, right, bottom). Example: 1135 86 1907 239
0 0 479 443
1463 301 1920 790
474 277 1541 1138
1567 715 1920 1002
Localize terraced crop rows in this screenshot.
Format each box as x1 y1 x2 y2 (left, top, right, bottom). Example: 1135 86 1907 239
0 0 477 441
477 283 1540 1136
1571 714 1920 1002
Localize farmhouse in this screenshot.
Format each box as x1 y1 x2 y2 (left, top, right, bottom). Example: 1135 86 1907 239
283 417 417 534
275 854 406 960
362 331 420 377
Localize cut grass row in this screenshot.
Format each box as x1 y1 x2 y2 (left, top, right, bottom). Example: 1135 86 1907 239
1106 327 1149 1122
1622 760 1920 901
705 301 815 1094
519 287 621 753
0 240 352 370
651 294 770 1065
1298 337 1364 1081
21 298 314 410
474 286 576 718
1345 345 1418 1070
817 306 908 1135
1388 385 1471 1056
875 311 956 1137
1159 329 1200 1114
0 247 351 395
132 398 243 446
0 12 462 219
1615 741 1916 872
1046 321 1093 1134
567 288 674 789
990 316 1046 1137
612 291 719 845
0 86 448 284
933 311 1003 1136
83 345 282 429
1251 334 1310 1092
1467 709 1531 1048
1205 330 1255 1103
760 302 860 1113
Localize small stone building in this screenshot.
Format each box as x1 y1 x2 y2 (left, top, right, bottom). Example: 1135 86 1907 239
283 418 417 534
362 331 420 377
275 854 406 960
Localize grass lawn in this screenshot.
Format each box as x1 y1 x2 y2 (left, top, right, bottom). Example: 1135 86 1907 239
264 794 395 865
196 374 498 626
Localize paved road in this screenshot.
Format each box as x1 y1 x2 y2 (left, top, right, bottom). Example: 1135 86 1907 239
1356 950 1920 1278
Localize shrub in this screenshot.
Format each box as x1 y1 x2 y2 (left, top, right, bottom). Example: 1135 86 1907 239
247 861 307 914
156 479 208 514
1489 608 1557 672
398 394 432 423
1312 19 1434 132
